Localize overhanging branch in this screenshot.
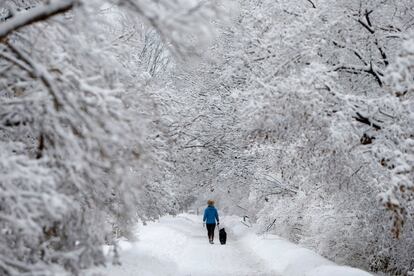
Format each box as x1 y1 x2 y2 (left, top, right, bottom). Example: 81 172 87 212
0 0 75 40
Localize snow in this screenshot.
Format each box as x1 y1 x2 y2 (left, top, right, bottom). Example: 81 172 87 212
86 214 371 276
0 0 74 39
306 265 372 276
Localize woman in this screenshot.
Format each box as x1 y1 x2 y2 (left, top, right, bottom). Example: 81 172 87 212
203 199 219 244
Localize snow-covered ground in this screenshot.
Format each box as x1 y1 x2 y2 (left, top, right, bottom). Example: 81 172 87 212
86 214 372 276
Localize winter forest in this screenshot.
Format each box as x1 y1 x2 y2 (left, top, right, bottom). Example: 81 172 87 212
0 0 414 275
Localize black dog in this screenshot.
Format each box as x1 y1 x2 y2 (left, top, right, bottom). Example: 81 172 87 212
219 228 227 245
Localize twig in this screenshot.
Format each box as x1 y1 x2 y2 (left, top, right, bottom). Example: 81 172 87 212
353 112 381 130
306 0 316 8
379 109 395 119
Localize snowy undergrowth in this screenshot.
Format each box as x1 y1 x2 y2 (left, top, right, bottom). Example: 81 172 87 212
87 214 371 276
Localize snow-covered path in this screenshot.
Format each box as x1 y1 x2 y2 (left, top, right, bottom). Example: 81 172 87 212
88 215 274 275
87 214 371 276
145 215 272 275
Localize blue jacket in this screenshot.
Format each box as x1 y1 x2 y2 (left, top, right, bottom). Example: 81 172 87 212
203 206 219 224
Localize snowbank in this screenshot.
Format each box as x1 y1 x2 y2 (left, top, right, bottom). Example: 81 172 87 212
219 214 371 276
306 265 372 276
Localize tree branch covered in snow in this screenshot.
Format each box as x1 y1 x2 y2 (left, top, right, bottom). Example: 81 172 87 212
0 0 75 40
0 0 219 274
118 0 221 58
1 0 414 275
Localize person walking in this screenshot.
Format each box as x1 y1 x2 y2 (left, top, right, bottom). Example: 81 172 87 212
203 200 219 244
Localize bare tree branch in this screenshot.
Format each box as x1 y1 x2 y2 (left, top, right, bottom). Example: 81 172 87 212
357 19 375 34
356 10 389 66
332 40 368 66
353 112 382 130
333 63 383 86
306 0 316 8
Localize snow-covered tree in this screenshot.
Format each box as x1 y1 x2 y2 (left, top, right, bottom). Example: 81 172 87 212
163 0 414 274
1 0 413 274
0 0 220 274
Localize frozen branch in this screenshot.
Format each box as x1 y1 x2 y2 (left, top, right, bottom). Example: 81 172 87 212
333 63 383 86
0 0 75 40
332 40 368 66
356 10 389 66
119 0 185 57
6 42 63 110
357 18 375 34
353 112 381 130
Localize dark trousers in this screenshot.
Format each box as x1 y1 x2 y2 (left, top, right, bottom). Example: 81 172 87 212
206 223 216 240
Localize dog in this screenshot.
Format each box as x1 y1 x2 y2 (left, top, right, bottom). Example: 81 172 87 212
219 228 227 245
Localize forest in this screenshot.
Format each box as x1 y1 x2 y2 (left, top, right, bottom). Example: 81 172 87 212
0 0 413 275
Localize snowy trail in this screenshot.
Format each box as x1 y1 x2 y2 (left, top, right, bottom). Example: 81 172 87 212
88 214 275 276
87 214 371 276
150 216 273 275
